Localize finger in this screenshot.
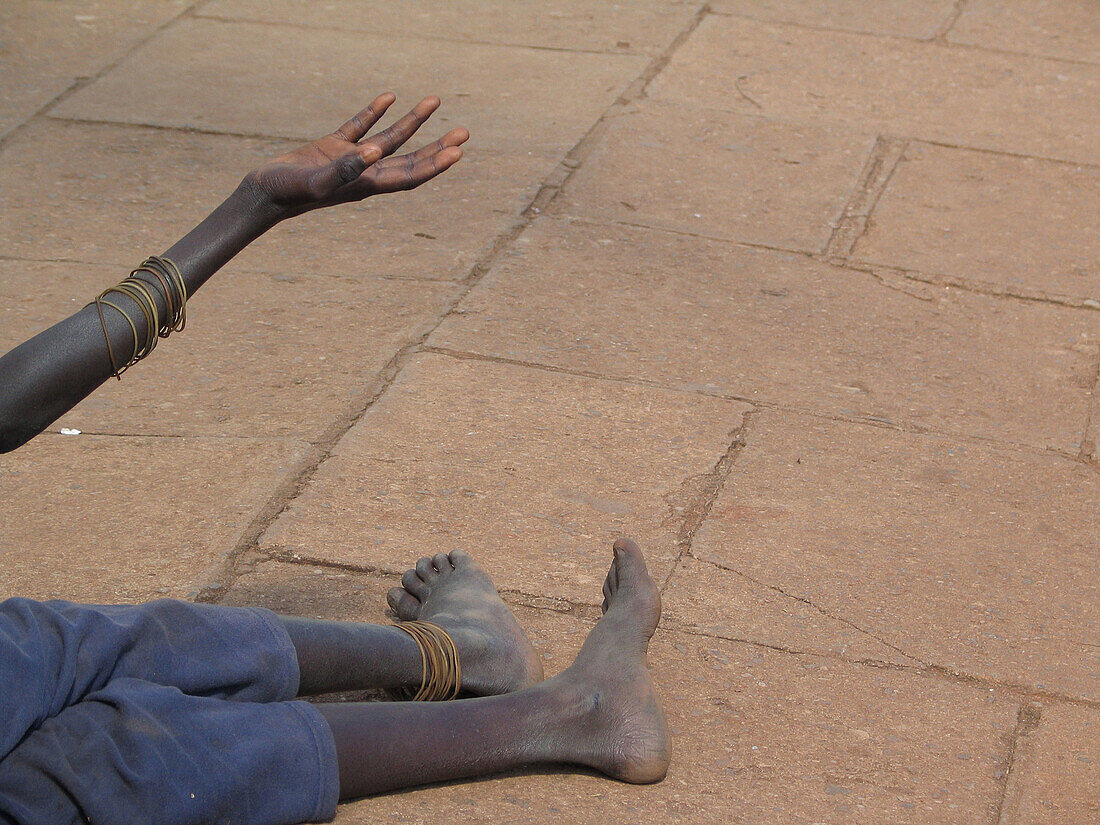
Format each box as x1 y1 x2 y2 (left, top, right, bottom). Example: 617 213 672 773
402 128 470 164
334 93 396 142
363 96 441 158
307 144 383 197
368 146 463 192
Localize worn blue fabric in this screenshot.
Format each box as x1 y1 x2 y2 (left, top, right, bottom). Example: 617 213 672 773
0 598 339 825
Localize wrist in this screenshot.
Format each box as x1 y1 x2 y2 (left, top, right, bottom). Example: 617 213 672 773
233 173 288 230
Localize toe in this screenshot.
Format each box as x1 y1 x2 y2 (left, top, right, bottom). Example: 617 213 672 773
402 568 428 598
612 538 649 581
388 587 422 621
416 556 436 581
613 537 643 557
432 552 453 574
448 548 471 568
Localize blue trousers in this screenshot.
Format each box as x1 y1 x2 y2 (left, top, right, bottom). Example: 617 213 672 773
0 598 339 825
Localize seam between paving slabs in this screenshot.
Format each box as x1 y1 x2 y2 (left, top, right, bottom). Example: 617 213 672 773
677 557 1100 712
38 114 311 145
841 260 1100 313
253 548 1100 711
423 347 1099 469
710 1 1100 68
691 553 921 665
1077 346 1100 462
546 208 1100 313
0 1 203 153
193 2 714 603
590 98 1100 172
189 11 672 58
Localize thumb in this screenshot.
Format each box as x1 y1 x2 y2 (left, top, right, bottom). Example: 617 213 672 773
308 144 383 196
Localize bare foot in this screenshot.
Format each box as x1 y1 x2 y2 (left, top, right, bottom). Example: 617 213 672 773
387 549 543 696
550 538 670 783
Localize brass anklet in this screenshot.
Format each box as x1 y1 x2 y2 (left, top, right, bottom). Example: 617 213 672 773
391 620 462 701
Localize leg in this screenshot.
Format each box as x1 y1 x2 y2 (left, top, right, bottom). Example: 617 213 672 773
0 541 666 824
0 678 338 825
0 598 299 761
280 549 543 696
319 539 669 799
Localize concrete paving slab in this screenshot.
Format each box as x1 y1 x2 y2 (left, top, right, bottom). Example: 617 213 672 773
219 558 582 678
662 555 913 665
949 0 1100 65
648 15 1100 165
711 0 956 39
0 432 309 603
1000 704 1100 825
853 141 1100 302
693 411 1100 701
0 259 459 440
550 101 872 252
51 17 648 156
430 218 1097 450
0 119 290 265
200 0 698 55
333 630 1017 824
0 0 186 138
260 352 750 605
0 120 551 281
0 77 70 146
2 2 1097 819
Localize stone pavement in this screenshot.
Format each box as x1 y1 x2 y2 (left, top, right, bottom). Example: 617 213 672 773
1 1 1097 822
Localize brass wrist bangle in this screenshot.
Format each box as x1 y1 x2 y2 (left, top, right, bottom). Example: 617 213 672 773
87 256 187 379
135 256 187 335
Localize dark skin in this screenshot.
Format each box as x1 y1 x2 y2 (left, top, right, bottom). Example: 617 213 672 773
0 93 467 453
0 96 670 804
286 540 670 801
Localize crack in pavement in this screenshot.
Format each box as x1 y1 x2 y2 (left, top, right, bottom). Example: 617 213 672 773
824 135 908 259
196 4 740 604
0 2 203 152
931 0 971 42
424 347 1094 466
692 553 924 664
230 554 1100 708
658 410 757 594
993 702 1043 825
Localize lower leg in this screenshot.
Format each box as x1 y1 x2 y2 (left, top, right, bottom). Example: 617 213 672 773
278 549 542 696
317 539 669 800
278 617 423 694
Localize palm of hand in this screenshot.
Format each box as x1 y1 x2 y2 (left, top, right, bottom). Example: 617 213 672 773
247 94 467 219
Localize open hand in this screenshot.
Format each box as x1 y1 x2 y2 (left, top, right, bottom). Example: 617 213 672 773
244 93 468 220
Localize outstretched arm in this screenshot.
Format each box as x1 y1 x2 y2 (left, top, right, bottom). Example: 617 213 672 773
0 93 467 453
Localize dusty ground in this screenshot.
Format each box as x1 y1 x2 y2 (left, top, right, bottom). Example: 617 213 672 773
1 1 1097 823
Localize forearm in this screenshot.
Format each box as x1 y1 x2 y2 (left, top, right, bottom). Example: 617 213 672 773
0 181 279 453
0 94 465 453
164 176 281 296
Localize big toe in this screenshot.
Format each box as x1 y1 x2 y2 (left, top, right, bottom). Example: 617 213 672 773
387 587 422 621
607 539 660 624
612 538 652 585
